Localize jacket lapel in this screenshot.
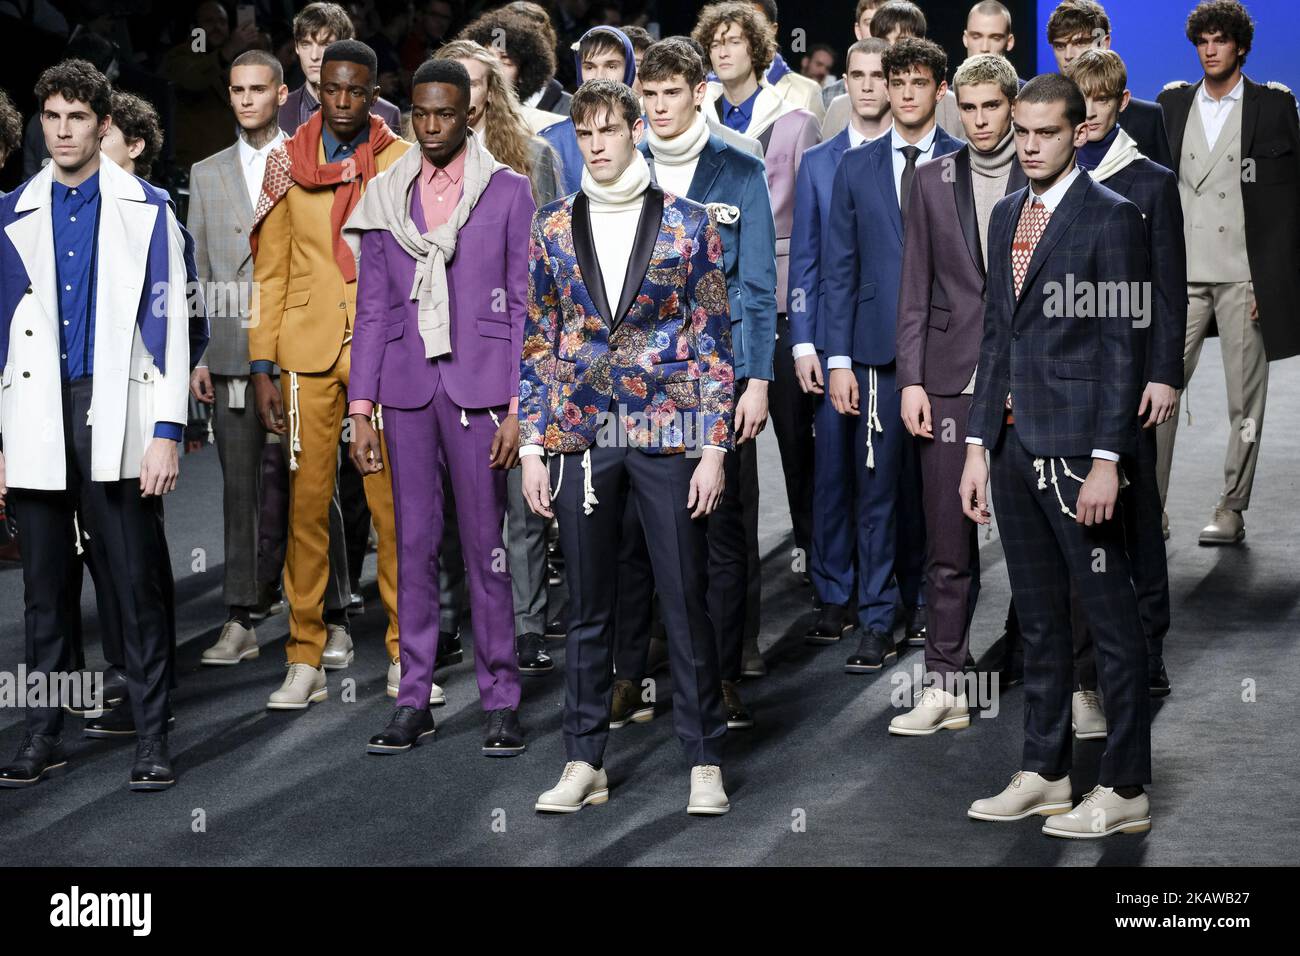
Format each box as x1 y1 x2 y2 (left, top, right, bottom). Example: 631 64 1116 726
6 165 58 332
873 142 903 243
612 184 664 333
1164 83 1198 176
687 140 726 201
1016 172 1089 307
1240 76 1260 159
217 143 254 227
571 191 614 329
96 157 155 339
952 146 984 278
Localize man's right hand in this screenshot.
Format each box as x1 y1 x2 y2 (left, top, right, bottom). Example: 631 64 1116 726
349 413 383 475
900 384 933 438
828 367 859 416
794 353 824 394
190 366 215 405
959 444 990 525
521 453 553 518
252 372 286 434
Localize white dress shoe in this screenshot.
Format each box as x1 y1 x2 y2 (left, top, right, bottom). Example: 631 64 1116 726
385 658 446 706
1072 690 1107 740
1198 505 1244 545
889 687 969 736
266 663 327 710
201 620 258 665
687 765 730 815
968 771 1073 822
321 624 354 670
1042 785 1151 838
535 761 609 813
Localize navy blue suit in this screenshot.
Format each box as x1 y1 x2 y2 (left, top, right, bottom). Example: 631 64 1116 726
821 128 961 634
970 169 1152 787
1120 97 1173 171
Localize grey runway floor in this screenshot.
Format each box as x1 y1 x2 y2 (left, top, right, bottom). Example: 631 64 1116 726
1 340 1297 866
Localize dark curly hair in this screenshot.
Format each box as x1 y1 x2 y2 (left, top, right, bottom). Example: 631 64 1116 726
0 89 21 161
456 10 557 102
881 36 948 85
692 1 778 77
34 57 112 121
110 90 164 180
1186 0 1254 59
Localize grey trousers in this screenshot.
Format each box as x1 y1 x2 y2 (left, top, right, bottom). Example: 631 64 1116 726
211 376 264 608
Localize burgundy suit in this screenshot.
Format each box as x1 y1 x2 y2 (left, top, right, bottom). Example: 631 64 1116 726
349 165 535 711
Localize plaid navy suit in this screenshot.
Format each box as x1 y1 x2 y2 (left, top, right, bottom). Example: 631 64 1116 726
968 170 1153 787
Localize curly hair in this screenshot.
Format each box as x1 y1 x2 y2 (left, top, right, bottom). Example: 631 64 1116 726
456 10 557 102
108 90 164 179
692 2 777 77
433 40 537 195
34 57 112 120
881 36 948 85
0 89 21 160
1186 0 1254 58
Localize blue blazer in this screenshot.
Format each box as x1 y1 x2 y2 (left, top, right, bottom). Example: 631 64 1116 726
823 128 963 365
541 118 584 197
967 171 1150 458
788 128 850 352
641 134 777 382
1097 157 1187 389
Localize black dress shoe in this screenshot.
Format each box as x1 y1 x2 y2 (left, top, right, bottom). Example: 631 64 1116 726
547 560 563 588
845 628 896 673
905 605 928 646
84 708 176 739
482 708 525 757
129 735 175 791
436 631 463 667
545 609 566 640
0 733 67 788
805 602 851 645
1148 656 1171 697
367 706 436 754
516 632 553 674
347 591 365 615
721 680 754 730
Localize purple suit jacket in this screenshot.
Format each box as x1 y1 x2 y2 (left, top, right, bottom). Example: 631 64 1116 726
349 167 535 411
278 86 403 136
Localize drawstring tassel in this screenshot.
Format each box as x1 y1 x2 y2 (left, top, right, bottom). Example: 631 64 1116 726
460 408 469 427
549 451 564 501
72 511 85 556
1184 387 1192 427
581 448 598 515
865 366 883 470
375 404 384 432
287 371 302 471
206 415 215 444
488 408 501 428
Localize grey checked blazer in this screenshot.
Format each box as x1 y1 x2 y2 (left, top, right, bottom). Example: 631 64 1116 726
187 141 257 377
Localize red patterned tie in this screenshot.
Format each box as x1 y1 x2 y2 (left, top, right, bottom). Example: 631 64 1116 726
1011 196 1052 299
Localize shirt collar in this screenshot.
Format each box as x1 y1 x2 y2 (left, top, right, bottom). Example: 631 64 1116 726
1030 164 1082 212
421 141 467 185
322 123 370 163
890 124 937 156
1198 75 1245 106
238 129 285 167
723 86 762 121
52 170 100 204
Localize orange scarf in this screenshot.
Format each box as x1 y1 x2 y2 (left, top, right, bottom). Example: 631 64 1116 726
250 110 399 281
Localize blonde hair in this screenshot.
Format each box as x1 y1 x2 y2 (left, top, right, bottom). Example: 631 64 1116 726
1063 48 1127 99
953 52 1020 102
433 40 536 190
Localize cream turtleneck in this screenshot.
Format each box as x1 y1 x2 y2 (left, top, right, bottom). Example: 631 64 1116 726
582 150 651 317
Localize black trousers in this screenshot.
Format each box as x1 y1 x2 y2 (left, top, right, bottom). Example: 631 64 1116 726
614 380 761 683
552 442 725 768
7 379 174 737
769 315 814 557
990 426 1151 787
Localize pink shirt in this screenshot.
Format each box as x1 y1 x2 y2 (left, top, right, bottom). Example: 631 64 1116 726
349 144 518 419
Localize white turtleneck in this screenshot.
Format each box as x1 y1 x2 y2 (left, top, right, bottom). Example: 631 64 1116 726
645 111 711 199
582 150 652 316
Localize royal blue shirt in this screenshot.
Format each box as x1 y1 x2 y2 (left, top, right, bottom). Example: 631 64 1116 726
720 87 762 134
50 172 182 442
1077 123 1121 172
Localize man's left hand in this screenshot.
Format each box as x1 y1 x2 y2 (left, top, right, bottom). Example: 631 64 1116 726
1076 459 1119 526
687 447 726 518
1138 381 1177 428
490 413 520 469
733 380 769 444
140 437 180 497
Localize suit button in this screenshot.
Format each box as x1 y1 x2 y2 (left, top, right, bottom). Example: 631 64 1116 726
22 371 30 378
1219 226 1225 232
237 267 246 276
25 286 33 294
235 226 242 233
24 329 32 336
142 372 150 381
1219 192 1226 199
339 301 346 309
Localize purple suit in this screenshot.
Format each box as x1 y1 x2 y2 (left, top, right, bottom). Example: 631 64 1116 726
350 166 535 712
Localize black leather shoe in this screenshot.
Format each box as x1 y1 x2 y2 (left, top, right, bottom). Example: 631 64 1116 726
845 628 896 673
129 735 175 791
367 706 436 754
516 632 553 674
84 708 175 739
905 605 928 646
805 602 851 645
0 733 67 788
547 559 563 588
347 591 365 615
545 609 566 640
436 631 463 667
1148 656 1171 697
482 708 525 757
722 680 754 730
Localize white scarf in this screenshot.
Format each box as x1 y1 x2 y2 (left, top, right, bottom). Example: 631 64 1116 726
645 111 711 165
708 81 789 140
580 148 652 205
1090 126 1146 183
343 127 506 359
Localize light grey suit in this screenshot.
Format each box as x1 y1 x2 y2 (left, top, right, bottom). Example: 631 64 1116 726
188 139 351 611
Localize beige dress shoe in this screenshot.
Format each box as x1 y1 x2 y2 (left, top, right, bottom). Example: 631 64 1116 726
968 771 1073 822
385 658 446 705
535 761 609 812
201 620 258 666
890 686 970 736
321 624 354 670
687 765 730 815
610 679 654 728
1198 506 1244 545
267 663 327 710
1072 690 1107 740
1042 785 1151 838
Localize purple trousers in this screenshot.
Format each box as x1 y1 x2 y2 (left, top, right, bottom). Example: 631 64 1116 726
384 380 520 712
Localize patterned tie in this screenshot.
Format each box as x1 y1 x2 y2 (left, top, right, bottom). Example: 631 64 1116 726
1011 196 1052 299
899 145 921 224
